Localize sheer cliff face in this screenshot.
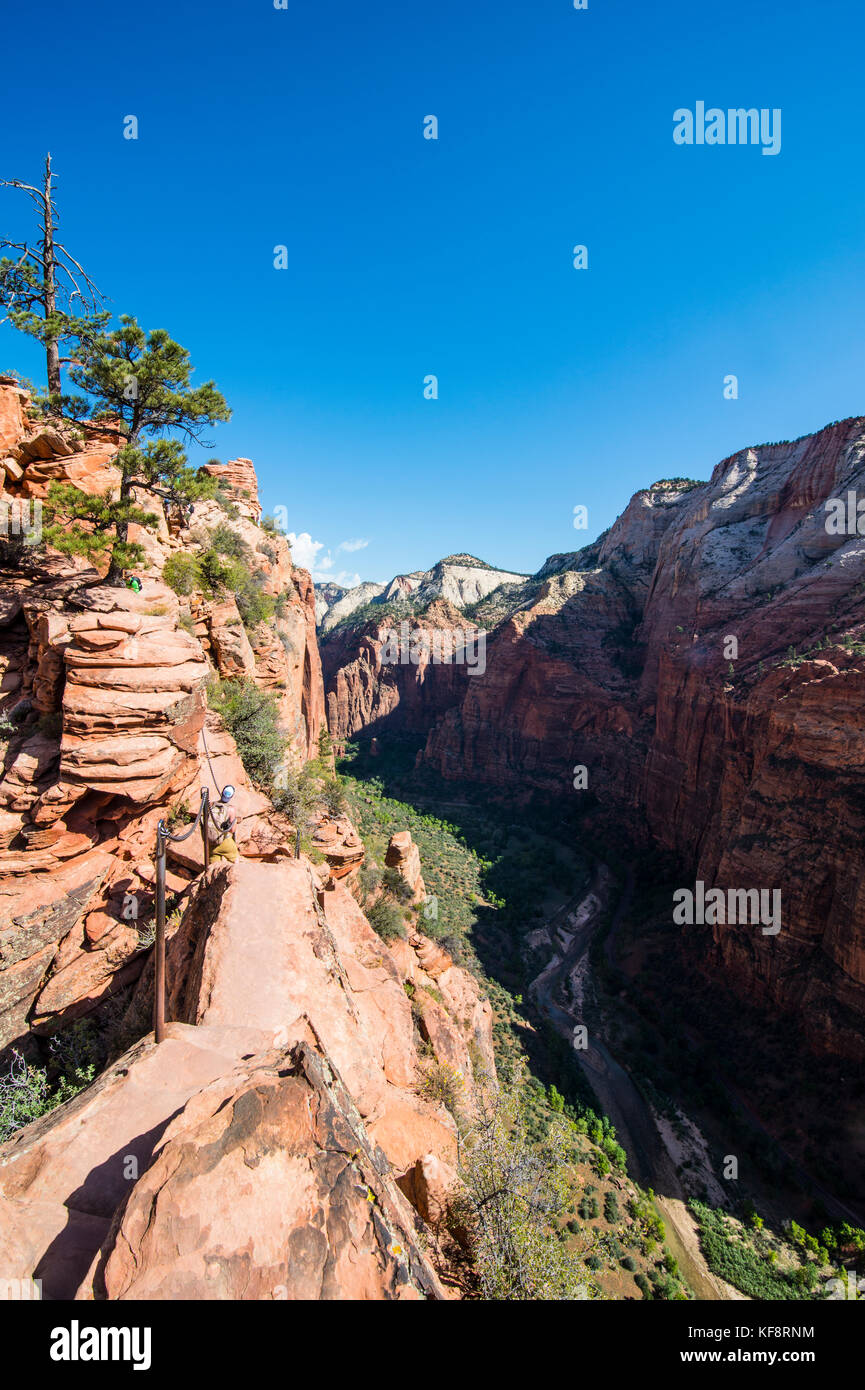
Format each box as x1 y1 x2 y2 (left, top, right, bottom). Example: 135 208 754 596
329 419 865 1056
0 388 326 1050
321 599 483 741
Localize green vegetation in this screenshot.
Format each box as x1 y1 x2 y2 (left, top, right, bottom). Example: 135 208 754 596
163 551 200 596
691 1201 827 1300
455 1072 594 1300
647 478 703 493
162 521 287 634
43 317 229 581
366 897 406 943
0 1022 104 1143
206 678 286 787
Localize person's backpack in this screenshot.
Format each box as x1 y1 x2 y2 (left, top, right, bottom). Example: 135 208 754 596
206 800 232 846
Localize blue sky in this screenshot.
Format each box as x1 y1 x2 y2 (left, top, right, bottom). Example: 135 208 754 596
2 0 865 586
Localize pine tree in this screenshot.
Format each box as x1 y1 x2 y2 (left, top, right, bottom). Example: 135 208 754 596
0 154 108 398
44 316 230 581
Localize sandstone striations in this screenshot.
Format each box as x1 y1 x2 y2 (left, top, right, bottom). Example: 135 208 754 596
325 421 865 1059
0 376 496 1302
0 384 325 1050
0 856 493 1299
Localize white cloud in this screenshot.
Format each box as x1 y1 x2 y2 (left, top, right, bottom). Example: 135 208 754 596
286 532 363 589
286 532 325 572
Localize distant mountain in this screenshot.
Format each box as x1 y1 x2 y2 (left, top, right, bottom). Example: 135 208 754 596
317 554 528 634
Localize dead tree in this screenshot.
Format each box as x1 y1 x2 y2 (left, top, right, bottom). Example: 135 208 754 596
0 153 106 396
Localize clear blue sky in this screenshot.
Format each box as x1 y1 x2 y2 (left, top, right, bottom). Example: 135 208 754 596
2 0 864 586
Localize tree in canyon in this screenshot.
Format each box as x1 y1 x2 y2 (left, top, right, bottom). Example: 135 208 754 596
456 1073 591 1300
0 154 108 398
43 316 231 581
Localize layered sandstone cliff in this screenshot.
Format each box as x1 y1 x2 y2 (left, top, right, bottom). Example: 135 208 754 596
0 383 325 1053
0 856 494 1299
325 420 865 1058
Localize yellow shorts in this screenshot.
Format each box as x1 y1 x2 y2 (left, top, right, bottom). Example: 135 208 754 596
211 836 239 863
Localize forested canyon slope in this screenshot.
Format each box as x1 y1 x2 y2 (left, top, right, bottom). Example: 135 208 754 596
321 418 865 1060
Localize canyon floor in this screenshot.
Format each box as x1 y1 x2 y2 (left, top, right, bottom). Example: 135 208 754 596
342 732 864 1301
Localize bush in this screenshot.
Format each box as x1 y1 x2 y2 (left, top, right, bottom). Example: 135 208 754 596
207 678 286 787
604 1191 620 1223
621 1255 638 1272
635 1272 652 1298
366 898 406 943
163 551 201 596
382 865 414 904
421 1059 465 1116
210 522 251 561
457 1073 589 1300
321 778 348 817
358 861 382 899
0 1051 52 1142
271 761 317 827
0 1023 100 1143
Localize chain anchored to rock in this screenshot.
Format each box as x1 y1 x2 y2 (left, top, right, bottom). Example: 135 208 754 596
152 786 237 1043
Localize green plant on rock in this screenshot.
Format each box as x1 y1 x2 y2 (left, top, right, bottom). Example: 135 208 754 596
366 897 406 943
455 1072 589 1301
43 317 229 582
207 677 286 787
163 551 201 596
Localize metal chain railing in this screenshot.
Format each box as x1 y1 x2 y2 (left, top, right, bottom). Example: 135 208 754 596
153 787 226 1043
153 777 296 1043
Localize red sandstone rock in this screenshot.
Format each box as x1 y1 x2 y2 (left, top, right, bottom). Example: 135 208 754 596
386 831 426 902
413 419 865 1058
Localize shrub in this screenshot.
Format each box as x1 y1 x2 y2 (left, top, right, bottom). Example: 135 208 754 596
0 1023 100 1143
456 1073 588 1300
210 522 251 561
421 1060 465 1116
358 860 382 899
604 1191 620 1223
321 778 347 817
207 678 286 786
271 761 318 828
163 551 201 596
0 1051 52 1142
366 898 406 943
621 1255 638 1272
382 865 414 904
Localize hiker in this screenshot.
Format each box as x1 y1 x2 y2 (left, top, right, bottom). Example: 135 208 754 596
207 784 239 863
127 575 142 593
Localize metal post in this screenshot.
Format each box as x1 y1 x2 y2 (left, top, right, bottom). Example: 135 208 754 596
154 826 167 1044
202 787 211 871
295 827 301 859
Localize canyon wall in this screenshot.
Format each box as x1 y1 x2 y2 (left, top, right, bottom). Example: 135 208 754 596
326 420 865 1057
0 385 325 1052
